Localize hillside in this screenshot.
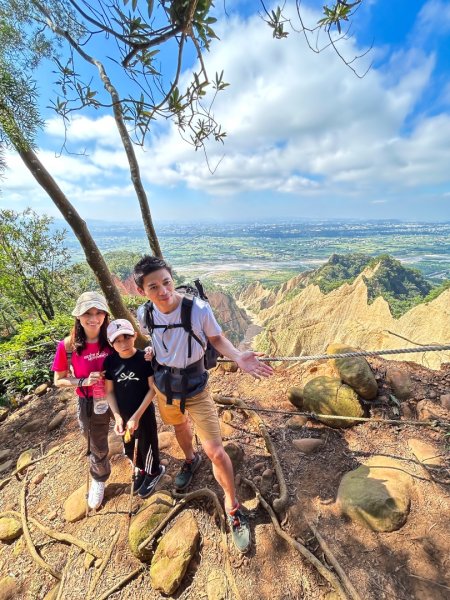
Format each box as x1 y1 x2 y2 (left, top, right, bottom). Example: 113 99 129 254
237 254 449 370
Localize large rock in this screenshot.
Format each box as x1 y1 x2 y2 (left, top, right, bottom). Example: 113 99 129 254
128 492 175 560
150 511 200 595
386 367 413 401
0 449 11 462
63 485 87 523
0 576 19 600
223 442 244 471
22 418 45 433
0 517 22 542
302 376 364 428
47 412 66 432
327 343 378 400
287 387 304 410
337 456 413 532
0 460 14 474
158 431 175 450
16 449 33 472
286 415 308 430
34 383 49 396
0 407 9 422
408 439 444 467
292 438 324 454
107 432 123 458
221 361 238 373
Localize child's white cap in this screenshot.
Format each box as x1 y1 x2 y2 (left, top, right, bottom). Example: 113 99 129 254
107 319 135 343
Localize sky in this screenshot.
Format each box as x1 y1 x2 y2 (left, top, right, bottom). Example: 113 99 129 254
1 0 450 222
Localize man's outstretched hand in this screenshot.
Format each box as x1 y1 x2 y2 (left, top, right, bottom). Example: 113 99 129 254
236 351 273 379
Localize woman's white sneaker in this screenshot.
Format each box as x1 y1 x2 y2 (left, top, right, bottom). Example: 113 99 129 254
88 480 105 509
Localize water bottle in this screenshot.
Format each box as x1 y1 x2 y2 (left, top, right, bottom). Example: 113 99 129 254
92 379 109 415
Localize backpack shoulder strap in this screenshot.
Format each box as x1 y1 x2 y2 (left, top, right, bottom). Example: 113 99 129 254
180 295 206 357
144 300 155 333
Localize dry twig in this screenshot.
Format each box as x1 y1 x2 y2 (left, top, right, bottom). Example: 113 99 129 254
96 566 145 600
0 445 65 491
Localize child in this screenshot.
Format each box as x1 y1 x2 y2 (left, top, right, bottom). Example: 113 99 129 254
104 318 165 498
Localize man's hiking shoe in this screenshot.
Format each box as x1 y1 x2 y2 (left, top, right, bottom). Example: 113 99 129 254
174 453 202 491
132 470 146 495
138 465 166 499
227 505 251 554
88 480 105 510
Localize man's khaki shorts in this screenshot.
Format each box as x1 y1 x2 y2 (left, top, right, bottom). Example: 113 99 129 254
153 386 222 443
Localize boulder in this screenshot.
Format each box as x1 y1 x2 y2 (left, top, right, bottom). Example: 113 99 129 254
150 511 200 595
287 387 304 410
408 439 444 467
0 576 19 600
286 415 308 430
221 361 238 373
327 343 378 400
0 460 14 475
34 383 49 396
22 418 45 433
107 432 124 458
337 456 413 532
303 376 364 428
63 485 87 523
47 412 66 431
0 407 9 423
16 449 33 472
386 367 412 401
158 431 175 450
292 438 324 454
0 449 11 462
128 492 175 560
223 442 244 472
0 517 22 542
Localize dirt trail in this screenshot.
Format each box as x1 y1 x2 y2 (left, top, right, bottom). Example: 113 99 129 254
0 358 449 599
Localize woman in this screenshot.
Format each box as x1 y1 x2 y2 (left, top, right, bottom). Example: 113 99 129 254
52 291 112 509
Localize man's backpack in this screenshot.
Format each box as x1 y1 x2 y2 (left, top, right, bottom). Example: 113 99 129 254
143 278 221 370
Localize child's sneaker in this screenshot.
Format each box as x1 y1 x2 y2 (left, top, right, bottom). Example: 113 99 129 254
138 465 166 499
227 504 251 554
174 453 202 491
133 469 146 495
88 480 105 509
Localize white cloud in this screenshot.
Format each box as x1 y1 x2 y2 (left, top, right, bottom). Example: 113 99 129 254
2 2 450 220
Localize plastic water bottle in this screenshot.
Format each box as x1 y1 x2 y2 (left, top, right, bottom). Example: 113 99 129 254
92 380 109 415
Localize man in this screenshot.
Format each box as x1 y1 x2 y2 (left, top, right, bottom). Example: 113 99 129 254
134 255 273 553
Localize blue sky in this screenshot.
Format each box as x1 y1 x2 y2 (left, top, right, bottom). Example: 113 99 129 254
1 0 450 222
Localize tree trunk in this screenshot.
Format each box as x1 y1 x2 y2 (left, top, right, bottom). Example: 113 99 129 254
16 145 148 346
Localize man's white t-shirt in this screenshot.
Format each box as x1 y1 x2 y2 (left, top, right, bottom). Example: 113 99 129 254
137 296 222 369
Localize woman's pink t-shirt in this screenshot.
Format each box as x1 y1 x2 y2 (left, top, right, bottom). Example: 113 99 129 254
52 340 112 397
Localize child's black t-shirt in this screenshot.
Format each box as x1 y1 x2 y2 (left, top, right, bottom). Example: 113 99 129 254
104 349 154 415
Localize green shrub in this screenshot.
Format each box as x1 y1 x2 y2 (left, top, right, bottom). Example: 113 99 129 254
0 313 73 401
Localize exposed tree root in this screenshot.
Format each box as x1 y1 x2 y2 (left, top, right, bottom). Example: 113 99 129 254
305 517 362 600
217 395 289 514
96 566 145 600
138 488 242 600
242 477 349 600
0 444 64 491
88 530 120 599
0 510 103 558
20 478 61 580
